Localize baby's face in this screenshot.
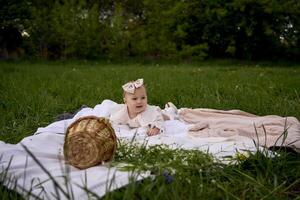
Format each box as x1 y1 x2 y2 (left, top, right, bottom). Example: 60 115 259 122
124 86 147 116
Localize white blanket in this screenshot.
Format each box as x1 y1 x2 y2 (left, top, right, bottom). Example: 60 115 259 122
0 100 264 199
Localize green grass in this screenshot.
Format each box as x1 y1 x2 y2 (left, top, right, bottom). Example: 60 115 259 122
106 143 300 200
0 59 300 199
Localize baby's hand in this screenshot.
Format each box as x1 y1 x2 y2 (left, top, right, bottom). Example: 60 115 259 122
147 127 160 136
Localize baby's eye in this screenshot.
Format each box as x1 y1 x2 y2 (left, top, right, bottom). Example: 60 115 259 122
132 98 137 100
141 97 146 99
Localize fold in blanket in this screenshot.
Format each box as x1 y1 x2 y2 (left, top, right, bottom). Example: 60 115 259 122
179 108 300 152
0 133 148 200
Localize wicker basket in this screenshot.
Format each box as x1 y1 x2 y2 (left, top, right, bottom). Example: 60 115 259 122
64 116 117 169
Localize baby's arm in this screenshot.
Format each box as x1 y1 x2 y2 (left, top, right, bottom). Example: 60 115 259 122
147 107 165 136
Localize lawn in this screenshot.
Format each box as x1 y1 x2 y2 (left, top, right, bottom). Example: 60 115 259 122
0 59 300 199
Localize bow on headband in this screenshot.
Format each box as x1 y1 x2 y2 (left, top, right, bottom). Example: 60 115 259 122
122 79 144 94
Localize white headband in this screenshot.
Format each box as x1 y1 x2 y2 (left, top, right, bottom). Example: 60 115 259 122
122 79 144 94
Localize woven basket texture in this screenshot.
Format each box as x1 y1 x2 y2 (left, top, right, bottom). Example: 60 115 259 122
64 116 117 169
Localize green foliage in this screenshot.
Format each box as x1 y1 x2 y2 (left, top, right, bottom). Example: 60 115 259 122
106 145 300 199
105 3 130 57
28 0 105 59
134 0 178 58
0 0 31 29
0 186 23 200
7 0 299 60
180 44 209 60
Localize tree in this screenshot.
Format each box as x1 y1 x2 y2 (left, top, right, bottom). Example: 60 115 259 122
0 0 31 59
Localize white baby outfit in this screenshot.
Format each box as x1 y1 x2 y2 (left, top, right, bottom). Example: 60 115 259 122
109 104 165 133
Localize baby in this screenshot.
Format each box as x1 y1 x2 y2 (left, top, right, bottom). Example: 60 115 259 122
109 79 164 136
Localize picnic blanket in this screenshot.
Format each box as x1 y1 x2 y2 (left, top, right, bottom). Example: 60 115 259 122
1 99 299 199
179 108 300 152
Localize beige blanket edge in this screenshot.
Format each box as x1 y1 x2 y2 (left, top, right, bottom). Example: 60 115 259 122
179 108 300 152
